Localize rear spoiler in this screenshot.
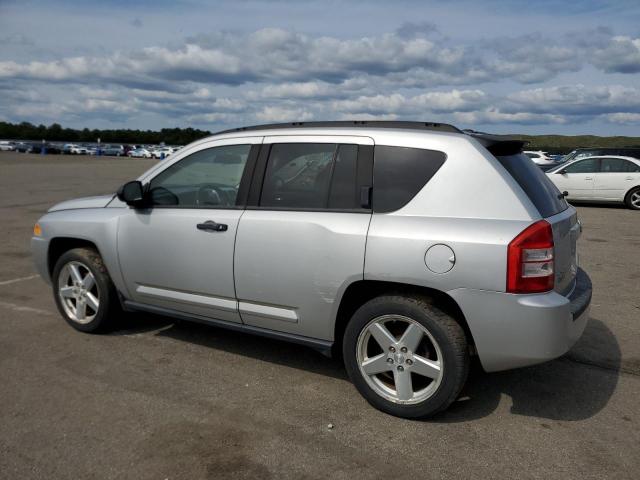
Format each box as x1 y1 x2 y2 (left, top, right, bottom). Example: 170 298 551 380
463 129 527 156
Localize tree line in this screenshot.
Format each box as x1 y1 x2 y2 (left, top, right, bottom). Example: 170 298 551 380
0 121 212 145
1 121 639 152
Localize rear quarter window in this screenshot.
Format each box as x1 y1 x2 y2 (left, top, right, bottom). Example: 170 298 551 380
496 153 568 218
373 145 446 213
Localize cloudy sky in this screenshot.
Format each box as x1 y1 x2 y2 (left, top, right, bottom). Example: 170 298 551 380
1 0 640 135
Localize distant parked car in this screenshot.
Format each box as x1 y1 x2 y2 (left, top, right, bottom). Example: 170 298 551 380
563 148 640 162
101 145 125 156
63 144 88 155
524 150 555 166
128 148 152 158
0 140 16 151
22 143 63 154
15 142 31 153
546 155 640 210
151 147 174 159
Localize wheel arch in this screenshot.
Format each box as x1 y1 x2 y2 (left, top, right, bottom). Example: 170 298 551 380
48 237 102 277
332 280 474 357
624 184 640 205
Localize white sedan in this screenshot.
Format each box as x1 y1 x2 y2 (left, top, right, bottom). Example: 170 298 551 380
128 148 152 158
546 155 640 210
524 150 555 166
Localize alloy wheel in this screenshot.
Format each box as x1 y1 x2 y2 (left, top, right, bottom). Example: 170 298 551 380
57 261 100 324
356 315 444 405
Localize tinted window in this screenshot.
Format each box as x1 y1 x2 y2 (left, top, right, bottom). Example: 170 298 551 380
260 143 336 209
328 144 360 209
627 161 640 172
496 153 568 218
373 146 446 213
564 159 599 173
600 158 626 172
148 144 250 207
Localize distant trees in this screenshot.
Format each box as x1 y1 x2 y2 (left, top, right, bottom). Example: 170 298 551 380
2 121 639 152
0 121 212 145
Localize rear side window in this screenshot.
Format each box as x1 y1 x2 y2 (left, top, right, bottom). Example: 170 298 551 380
259 143 368 210
496 153 568 218
261 143 335 209
373 146 446 213
600 158 640 172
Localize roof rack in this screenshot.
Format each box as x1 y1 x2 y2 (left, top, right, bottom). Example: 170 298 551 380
213 120 463 136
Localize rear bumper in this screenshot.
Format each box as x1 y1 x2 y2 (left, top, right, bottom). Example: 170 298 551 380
448 268 592 372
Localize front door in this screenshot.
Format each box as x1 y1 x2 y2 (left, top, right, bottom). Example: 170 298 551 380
552 158 599 200
234 136 374 340
117 137 261 322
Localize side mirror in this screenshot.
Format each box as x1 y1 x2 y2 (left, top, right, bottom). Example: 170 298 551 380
117 180 145 207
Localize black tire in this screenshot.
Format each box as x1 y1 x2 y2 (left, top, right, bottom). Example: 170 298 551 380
343 294 469 419
52 247 121 333
624 186 640 210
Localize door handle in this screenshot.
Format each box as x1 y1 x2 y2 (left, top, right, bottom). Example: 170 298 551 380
584 177 593 180
196 220 228 232
626 177 633 180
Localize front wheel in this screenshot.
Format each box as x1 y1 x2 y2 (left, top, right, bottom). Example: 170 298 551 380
343 295 469 419
625 186 640 210
52 248 121 333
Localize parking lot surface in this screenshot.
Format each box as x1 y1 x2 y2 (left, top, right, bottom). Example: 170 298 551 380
1 152 639 479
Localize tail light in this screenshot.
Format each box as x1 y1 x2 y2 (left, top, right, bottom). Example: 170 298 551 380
507 220 554 293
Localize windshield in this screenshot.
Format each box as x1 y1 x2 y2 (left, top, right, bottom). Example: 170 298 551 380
496 153 568 217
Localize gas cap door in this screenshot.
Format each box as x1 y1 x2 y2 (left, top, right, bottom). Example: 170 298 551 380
424 244 455 274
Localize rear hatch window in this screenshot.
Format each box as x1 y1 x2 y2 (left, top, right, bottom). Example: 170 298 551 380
495 153 568 218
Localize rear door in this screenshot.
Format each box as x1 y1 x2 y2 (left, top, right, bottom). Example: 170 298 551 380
593 157 640 201
233 135 374 340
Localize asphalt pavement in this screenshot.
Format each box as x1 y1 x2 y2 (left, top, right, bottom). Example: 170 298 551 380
0 152 638 479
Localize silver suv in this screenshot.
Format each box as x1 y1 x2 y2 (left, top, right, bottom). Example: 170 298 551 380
31 121 592 418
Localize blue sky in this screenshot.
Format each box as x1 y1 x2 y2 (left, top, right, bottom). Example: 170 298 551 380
1 0 640 135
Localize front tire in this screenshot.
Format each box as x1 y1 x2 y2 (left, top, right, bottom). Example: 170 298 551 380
343 295 469 418
52 248 121 333
625 186 640 210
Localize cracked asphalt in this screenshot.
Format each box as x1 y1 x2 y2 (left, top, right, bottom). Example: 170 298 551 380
1 152 639 479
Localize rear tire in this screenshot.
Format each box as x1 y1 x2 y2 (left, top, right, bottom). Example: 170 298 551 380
343 294 469 419
52 247 121 333
625 186 640 210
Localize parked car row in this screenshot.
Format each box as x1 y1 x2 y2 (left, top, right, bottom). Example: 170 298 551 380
0 140 183 158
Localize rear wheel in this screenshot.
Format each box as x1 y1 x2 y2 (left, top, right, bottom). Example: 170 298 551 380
52 248 121 333
625 186 640 210
343 295 469 418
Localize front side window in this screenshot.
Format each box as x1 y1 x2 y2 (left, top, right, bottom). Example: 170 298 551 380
148 144 251 207
564 158 599 174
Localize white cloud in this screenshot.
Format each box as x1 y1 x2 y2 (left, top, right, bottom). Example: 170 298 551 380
604 112 640 124
591 35 640 73
255 106 314 123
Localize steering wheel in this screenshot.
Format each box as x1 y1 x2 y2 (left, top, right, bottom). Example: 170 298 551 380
196 183 229 207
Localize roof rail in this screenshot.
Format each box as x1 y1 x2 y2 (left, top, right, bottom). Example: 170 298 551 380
213 120 462 135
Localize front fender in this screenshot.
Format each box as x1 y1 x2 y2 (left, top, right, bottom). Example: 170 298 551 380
32 208 128 295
